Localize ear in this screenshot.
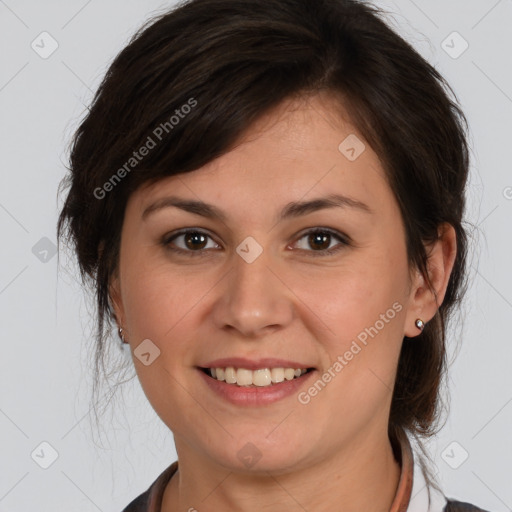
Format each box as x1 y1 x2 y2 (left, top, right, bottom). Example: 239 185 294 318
404 223 457 337
108 272 125 329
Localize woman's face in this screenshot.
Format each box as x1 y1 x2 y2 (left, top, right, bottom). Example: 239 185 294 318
111 93 426 473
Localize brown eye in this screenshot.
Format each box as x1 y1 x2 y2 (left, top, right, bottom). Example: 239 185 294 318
307 232 331 251
183 231 208 250
293 228 349 256
162 227 349 258
162 229 220 255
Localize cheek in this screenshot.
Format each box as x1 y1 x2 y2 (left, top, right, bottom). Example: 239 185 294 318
292 247 407 397
294 248 407 340
114 235 201 427
295 270 406 436
119 251 206 363
119 260 207 430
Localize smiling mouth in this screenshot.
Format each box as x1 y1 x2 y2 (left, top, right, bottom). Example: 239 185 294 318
199 366 315 387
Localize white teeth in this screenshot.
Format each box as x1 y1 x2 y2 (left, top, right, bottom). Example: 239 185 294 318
270 367 285 383
284 368 295 381
253 369 272 386
207 367 309 387
236 368 253 386
224 366 237 384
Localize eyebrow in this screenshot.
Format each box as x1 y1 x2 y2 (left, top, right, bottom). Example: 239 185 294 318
141 193 373 222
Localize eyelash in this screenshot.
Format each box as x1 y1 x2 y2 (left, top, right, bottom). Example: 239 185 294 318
161 228 351 258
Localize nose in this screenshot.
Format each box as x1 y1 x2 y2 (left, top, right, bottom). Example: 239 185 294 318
211 246 295 338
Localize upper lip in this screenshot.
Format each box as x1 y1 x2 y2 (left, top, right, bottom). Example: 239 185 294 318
199 357 314 370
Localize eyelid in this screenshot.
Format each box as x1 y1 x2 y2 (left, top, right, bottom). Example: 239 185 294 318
292 226 350 244
162 228 221 255
161 227 351 256
289 227 351 256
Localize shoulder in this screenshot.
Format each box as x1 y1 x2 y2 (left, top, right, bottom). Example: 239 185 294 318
122 490 150 512
444 498 492 512
121 461 178 512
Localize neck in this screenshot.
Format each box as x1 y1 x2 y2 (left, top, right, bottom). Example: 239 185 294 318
162 426 402 512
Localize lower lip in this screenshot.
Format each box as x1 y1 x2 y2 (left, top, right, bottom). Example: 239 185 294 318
197 368 316 406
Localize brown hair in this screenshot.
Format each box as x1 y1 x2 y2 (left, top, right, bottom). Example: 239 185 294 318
57 0 471 485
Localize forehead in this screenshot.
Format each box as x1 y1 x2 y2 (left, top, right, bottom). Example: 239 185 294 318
130 93 392 218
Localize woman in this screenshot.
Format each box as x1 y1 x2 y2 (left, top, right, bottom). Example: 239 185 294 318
57 0 489 510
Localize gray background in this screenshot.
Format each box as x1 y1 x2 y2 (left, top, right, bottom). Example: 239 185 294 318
0 0 511 510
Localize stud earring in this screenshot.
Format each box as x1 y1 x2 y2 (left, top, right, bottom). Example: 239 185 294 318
118 327 127 344
415 318 425 332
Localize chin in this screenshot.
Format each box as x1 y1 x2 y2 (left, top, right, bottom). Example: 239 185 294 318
203 437 309 475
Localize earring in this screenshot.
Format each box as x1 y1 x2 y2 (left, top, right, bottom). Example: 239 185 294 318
118 327 127 344
415 318 425 332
